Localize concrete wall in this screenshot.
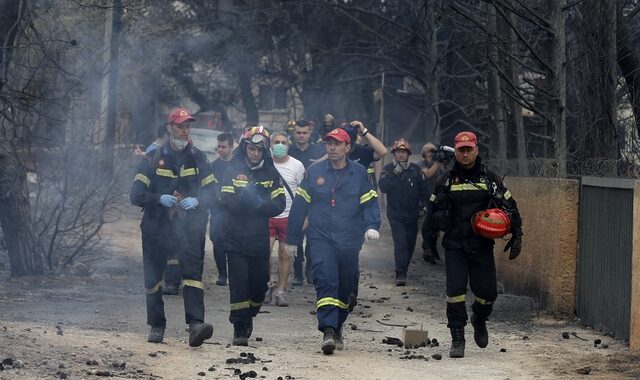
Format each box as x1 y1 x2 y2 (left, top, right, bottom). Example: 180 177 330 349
495 178 579 316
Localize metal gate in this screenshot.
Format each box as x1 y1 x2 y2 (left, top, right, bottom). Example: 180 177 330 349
577 177 634 340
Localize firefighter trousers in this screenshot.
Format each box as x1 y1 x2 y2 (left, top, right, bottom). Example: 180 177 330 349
309 238 359 332
227 251 269 327
444 247 497 328
293 235 311 279
389 217 419 275
212 239 227 277
141 216 207 328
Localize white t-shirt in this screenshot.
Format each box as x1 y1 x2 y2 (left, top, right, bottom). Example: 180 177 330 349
273 155 305 218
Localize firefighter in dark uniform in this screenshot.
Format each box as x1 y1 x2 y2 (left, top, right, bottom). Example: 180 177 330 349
378 139 428 286
220 125 286 346
130 108 216 347
427 131 523 358
286 128 381 355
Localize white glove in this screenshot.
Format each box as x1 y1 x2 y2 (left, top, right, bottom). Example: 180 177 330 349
284 244 298 261
364 229 379 241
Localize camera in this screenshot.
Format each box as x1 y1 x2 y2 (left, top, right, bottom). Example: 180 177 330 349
431 145 455 163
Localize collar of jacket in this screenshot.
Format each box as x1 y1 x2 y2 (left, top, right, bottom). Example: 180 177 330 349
452 156 484 178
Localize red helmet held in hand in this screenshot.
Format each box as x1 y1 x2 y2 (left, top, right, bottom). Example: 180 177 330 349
471 208 511 239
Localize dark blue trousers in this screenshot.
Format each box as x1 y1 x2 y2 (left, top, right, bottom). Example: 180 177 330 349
309 238 359 332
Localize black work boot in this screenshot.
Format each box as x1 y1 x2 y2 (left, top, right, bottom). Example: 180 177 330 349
188 322 213 347
449 327 466 358
321 327 336 355
471 314 489 348
215 273 227 286
232 324 248 346
147 326 165 343
335 327 344 351
162 283 179 295
422 249 436 265
395 272 407 286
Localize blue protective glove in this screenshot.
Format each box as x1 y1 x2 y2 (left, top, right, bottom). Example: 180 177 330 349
159 194 178 208
241 183 264 209
180 197 199 210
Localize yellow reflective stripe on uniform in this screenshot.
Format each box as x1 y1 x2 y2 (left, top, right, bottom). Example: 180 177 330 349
429 194 437 202
146 281 162 294
450 183 488 191
271 187 285 199
446 295 466 303
504 190 512 200
167 259 179 266
135 173 150 187
367 167 375 174
249 299 262 307
232 179 248 187
316 297 348 309
230 301 250 311
256 180 274 187
475 297 493 305
360 189 378 204
222 185 235 193
296 187 311 203
201 174 215 186
183 279 204 289
156 168 176 178
180 167 198 177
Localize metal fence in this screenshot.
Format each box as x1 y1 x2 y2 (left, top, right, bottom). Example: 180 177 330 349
577 177 634 340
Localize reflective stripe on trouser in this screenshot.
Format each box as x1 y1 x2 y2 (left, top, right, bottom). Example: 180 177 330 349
389 217 419 274
227 251 269 326
164 254 181 287
142 230 169 328
444 247 497 328
309 238 359 332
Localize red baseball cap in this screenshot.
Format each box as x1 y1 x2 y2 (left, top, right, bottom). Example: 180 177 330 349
168 108 196 124
454 131 477 149
323 128 351 144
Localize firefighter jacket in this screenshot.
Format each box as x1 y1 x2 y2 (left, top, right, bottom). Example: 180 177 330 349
130 143 216 231
220 148 286 257
427 156 522 252
379 161 429 221
286 159 381 250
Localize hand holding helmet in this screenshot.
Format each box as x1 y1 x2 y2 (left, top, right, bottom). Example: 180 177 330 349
504 235 522 260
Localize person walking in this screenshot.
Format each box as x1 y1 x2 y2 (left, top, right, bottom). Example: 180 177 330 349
418 143 444 264
220 126 286 346
265 131 305 306
209 133 235 286
288 120 325 285
130 107 216 347
379 139 428 286
286 128 381 355
427 131 523 358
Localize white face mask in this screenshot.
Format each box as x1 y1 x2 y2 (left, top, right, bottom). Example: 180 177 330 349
171 136 188 150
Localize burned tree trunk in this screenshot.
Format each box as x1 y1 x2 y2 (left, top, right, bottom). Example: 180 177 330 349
487 2 507 170
0 148 43 276
617 1 640 136
549 0 567 177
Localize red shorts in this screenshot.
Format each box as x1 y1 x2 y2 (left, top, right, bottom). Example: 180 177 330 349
269 217 288 241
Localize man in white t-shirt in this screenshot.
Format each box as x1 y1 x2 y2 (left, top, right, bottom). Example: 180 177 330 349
266 131 305 306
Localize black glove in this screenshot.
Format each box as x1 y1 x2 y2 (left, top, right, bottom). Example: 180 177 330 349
504 235 522 260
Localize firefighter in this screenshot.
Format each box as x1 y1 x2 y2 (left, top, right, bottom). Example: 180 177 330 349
220 125 286 346
286 128 381 355
378 139 428 286
130 107 216 347
427 131 523 358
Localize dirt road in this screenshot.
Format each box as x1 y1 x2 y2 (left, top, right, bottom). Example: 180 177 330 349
1 211 639 379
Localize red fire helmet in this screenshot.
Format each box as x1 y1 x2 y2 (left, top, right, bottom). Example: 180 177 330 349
471 208 511 239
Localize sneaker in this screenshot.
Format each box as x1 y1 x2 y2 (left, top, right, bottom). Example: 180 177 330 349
291 276 303 286
147 326 165 343
215 274 227 286
232 324 248 346
335 328 344 350
188 322 213 347
275 291 289 307
162 283 179 295
395 273 407 286
322 327 336 355
264 286 274 304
